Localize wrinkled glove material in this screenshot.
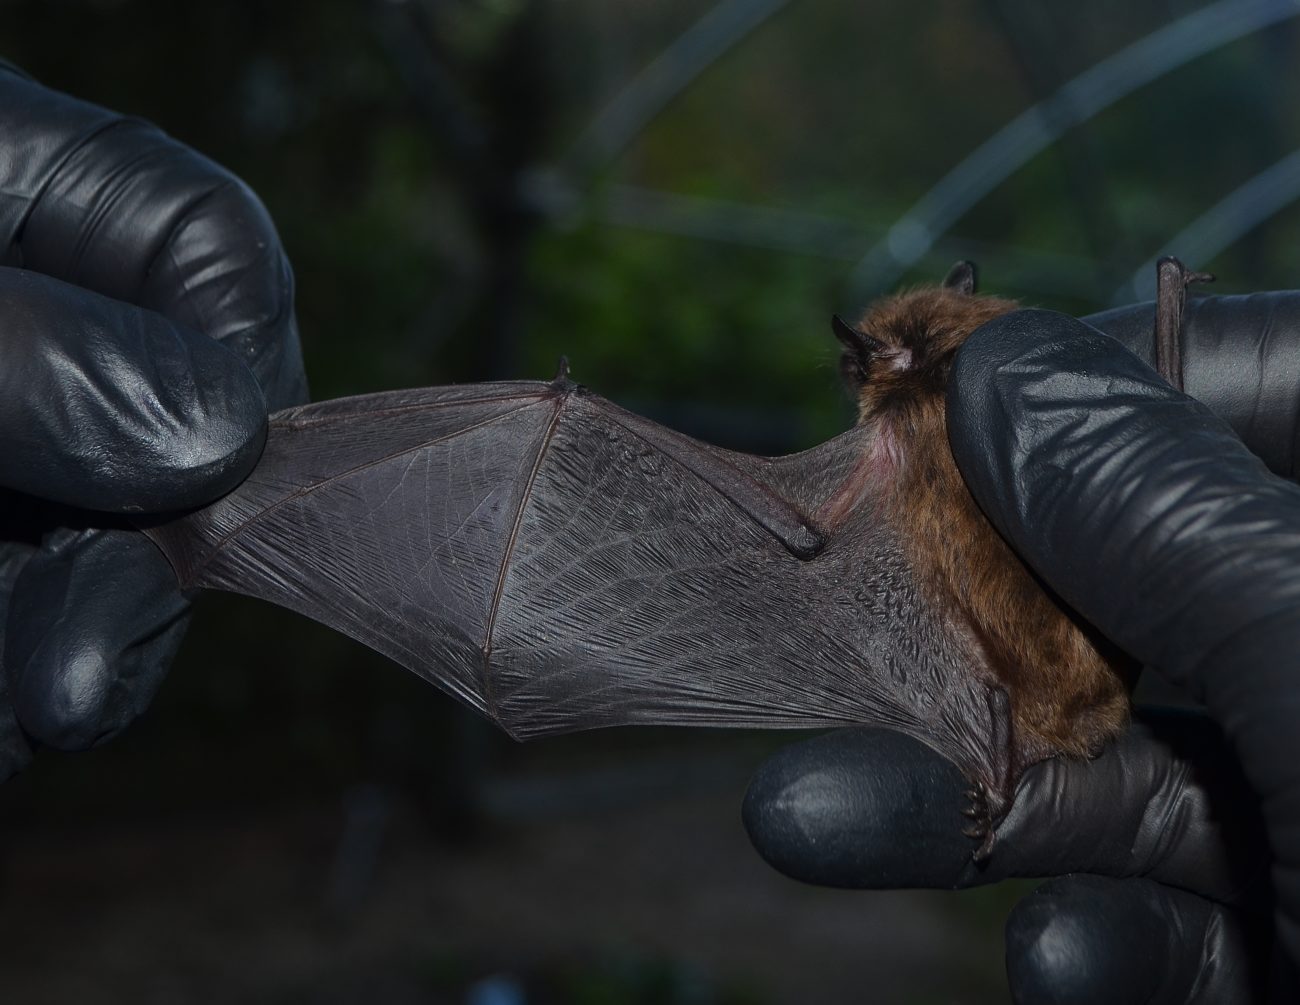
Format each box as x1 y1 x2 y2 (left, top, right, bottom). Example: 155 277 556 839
0 66 306 764
747 299 1300 1002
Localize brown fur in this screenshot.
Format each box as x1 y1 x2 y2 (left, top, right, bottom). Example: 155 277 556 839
847 287 1131 760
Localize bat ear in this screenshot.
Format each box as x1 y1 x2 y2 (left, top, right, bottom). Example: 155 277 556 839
832 315 887 389
942 260 978 295
831 314 884 356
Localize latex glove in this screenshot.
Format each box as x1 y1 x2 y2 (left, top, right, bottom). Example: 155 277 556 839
745 299 1300 1002
0 65 308 778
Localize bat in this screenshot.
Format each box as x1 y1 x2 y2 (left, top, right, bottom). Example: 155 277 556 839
142 259 1202 834
832 264 1133 774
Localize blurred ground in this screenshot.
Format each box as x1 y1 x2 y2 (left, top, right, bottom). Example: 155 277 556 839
0 713 1017 1005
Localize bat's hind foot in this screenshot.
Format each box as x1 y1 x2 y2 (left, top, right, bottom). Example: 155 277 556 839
961 782 996 862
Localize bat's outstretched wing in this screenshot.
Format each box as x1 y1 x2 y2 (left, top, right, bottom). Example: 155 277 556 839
144 376 1011 795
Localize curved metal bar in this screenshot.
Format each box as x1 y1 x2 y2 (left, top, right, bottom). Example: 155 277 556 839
1119 148 1300 303
566 0 792 178
592 183 1105 300
849 0 1300 299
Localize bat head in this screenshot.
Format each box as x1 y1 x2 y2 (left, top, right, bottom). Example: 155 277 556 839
833 261 1019 420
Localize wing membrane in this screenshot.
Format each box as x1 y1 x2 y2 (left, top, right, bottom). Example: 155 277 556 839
146 379 1008 793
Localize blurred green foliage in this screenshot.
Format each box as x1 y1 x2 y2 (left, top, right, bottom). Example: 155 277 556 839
9 0 1296 409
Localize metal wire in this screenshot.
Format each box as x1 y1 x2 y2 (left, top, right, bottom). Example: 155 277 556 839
1120 147 1300 302
592 183 1107 301
849 0 1300 299
566 0 793 179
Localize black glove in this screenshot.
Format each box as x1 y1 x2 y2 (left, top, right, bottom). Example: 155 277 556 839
744 298 1300 1002
0 65 308 778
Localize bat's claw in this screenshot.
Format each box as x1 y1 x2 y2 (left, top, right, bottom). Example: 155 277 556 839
962 781 996 862
1154 256 1215 391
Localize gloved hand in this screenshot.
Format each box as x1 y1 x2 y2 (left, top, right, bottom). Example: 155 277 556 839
0 65 308 779
744 299 1300 1002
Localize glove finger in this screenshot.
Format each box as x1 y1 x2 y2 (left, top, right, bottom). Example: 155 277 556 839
743 712 1267 902
0 678 32 781
971 708 1269 904
743 727 980 889
949 311 1300 961
0 269 265 512
0 523 36 779
1084 291 1300 481
0 66 306 409
1005 875 1267 1005
4 526 191 750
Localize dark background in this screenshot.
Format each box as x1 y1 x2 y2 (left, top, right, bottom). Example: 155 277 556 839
1 1 1298 1002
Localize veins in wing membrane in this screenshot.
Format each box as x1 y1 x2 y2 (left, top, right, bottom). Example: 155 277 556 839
186 396 550 581
274 386 553 429
478 393 569 718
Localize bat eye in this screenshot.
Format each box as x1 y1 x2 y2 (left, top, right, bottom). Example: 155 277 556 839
878 347 913 372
